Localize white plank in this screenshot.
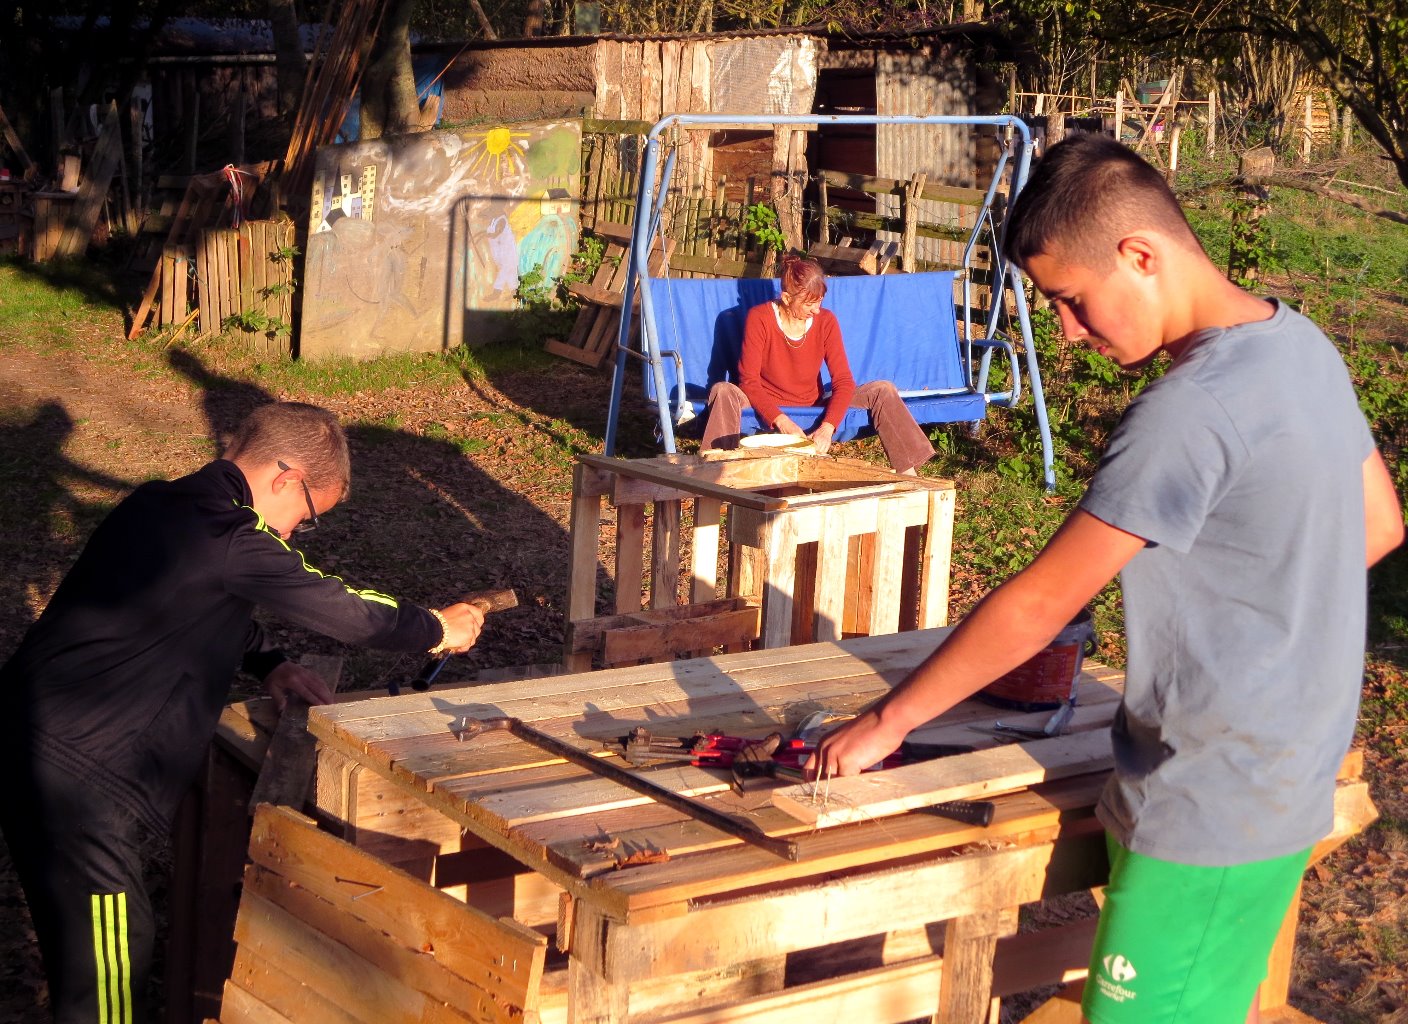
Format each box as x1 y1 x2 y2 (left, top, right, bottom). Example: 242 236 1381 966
772 729 1113 827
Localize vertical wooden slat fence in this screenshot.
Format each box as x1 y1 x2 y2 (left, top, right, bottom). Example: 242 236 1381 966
193 218 296 356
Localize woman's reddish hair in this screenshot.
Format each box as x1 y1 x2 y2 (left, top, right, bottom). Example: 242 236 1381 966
780 253 827 301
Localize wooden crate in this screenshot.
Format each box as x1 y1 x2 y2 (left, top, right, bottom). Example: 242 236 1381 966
564 450 954 670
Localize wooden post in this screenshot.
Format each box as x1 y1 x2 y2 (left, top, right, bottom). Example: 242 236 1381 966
1113 90 1123 142
1166 121 1182 183
564 463 603 671
129 95 145 226
1258 880 1303 1013
1229 147 1274 284
1302 93 1313 163
900 172 926 272
935 907 1020 1024
816 172 829 246
54 102 124 259
1339 102 1354 156
1206 89 1216 156
770 127 805 254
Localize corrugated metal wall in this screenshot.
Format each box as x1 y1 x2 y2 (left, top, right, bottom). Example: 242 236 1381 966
875 47 977 267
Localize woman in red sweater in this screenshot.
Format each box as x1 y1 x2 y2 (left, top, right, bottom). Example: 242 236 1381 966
700 255 934 474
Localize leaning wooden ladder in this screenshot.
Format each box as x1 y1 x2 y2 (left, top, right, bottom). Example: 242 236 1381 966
545 221 673 368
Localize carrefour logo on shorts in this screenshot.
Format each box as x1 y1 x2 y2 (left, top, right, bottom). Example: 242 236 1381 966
1103 954 1137 983
1095 953 1139 1003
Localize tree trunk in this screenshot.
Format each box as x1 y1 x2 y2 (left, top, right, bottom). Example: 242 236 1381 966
360 0 420 139
267 0 306 119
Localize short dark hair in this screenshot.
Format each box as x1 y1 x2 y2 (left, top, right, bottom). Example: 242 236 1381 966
225 402 351 497
1002 133 1202 272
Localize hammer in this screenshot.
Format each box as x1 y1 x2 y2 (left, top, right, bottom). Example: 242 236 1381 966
389 588 518 695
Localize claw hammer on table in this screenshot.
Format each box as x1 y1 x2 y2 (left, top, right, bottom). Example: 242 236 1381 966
455 715 801 861
388 588 519 695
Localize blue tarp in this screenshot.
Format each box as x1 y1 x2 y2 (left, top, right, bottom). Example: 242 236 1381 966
336 54 448 143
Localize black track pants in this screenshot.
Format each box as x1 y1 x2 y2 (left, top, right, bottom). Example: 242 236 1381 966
1 756 153 1024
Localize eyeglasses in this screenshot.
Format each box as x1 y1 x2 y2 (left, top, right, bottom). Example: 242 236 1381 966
277 460 319 534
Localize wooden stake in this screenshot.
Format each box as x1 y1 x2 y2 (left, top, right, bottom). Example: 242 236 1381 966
0 99 36 179
55 102 124 259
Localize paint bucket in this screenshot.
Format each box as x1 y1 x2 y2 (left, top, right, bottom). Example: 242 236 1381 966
977 608 1096 712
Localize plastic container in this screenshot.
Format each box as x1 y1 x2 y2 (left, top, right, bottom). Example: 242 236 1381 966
977 608 1096 712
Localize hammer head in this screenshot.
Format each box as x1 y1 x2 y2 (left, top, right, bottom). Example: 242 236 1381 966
463 588 518 614
454 715 514 742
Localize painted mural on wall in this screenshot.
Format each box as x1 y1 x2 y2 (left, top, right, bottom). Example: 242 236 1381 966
300 119 581 359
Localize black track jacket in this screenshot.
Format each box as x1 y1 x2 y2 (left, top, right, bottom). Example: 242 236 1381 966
0 459 440 831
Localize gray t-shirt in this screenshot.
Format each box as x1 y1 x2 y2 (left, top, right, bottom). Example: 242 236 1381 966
1081 301 1374 866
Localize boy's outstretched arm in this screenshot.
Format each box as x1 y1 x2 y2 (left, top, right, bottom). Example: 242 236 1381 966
1364 449 1405 567
810 510 1148 778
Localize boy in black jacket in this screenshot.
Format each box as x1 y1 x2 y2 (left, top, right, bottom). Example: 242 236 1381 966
0 402 486 1024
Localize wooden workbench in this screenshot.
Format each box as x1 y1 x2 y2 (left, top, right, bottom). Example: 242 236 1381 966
304 628 1374 1024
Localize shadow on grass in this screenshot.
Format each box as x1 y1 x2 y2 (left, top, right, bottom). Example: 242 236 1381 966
0 402 135 651
164 345 587 689
0 251 145 318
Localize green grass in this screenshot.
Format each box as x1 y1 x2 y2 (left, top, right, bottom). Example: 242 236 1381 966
0 258 127 348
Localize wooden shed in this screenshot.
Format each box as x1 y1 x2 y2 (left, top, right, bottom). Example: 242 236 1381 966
429 24 1008 219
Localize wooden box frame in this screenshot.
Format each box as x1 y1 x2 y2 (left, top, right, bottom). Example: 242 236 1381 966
564 450 955 670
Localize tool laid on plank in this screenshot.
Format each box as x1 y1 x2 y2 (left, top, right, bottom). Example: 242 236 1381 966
615 726 995 826
985 696 1078 741
455 716 801 861
388 588 518 695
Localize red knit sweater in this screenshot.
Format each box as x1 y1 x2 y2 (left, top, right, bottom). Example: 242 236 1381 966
737 302 856 428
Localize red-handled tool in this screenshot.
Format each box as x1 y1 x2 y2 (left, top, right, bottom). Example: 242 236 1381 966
616 727 995 827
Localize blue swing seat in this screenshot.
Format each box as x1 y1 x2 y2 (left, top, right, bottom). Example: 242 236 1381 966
643 271 1007 442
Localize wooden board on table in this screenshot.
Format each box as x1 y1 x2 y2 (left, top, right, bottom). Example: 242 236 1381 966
771 729 1114 828
247 654 344 813
315 638 1124 793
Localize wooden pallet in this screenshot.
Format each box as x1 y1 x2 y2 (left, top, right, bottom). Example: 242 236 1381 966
302 638 1375 1024
128 163 277 340
544 221 672 368
806 237 897 275
211 804 547 1024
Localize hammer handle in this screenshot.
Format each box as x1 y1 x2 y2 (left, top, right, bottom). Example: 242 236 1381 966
916 799 996 827
407 589 519 692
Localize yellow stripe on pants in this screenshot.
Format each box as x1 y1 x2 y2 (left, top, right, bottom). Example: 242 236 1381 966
90 893 133 1024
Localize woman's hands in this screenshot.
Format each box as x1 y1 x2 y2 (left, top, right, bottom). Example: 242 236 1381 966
773 415 834 454
772 413 806 438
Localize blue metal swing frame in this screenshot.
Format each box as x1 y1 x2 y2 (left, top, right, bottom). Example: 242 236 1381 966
601 113 1056 492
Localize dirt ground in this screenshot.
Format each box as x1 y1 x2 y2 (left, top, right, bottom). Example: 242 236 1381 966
0 332 1404 1023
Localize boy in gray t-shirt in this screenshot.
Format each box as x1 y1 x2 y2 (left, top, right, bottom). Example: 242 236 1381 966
809 135 1404 1023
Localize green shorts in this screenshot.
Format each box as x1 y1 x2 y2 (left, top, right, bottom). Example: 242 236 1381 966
1082 835 1310 1024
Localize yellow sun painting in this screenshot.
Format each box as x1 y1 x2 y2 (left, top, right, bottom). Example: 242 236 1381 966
465 126 530 179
